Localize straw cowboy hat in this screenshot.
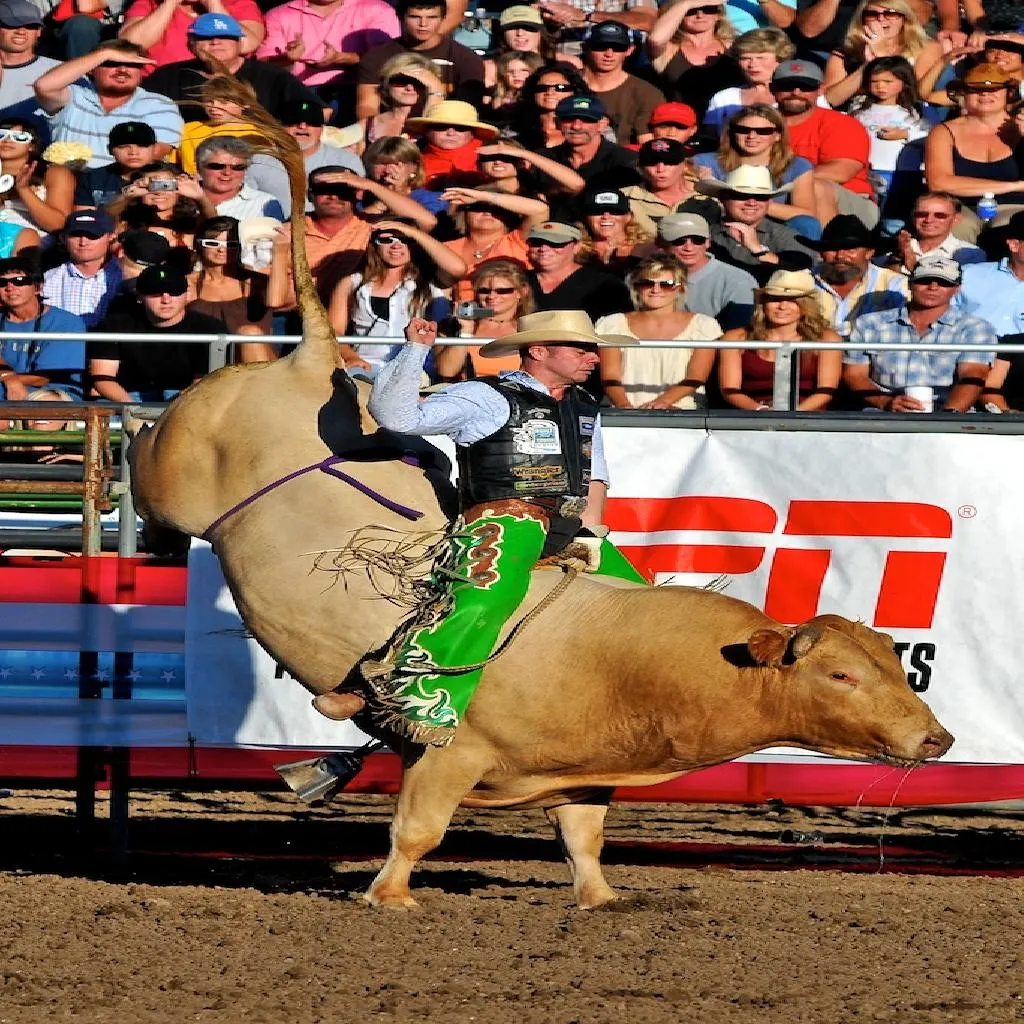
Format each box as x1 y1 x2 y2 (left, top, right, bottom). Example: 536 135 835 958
756 268 817 300
696 165 793 199
405 100 500 141
479 310 637 359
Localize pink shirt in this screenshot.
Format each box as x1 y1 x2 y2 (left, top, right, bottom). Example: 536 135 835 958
256 0 400 87
123 0 264 71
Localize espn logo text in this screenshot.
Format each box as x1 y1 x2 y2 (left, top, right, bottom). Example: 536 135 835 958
606 497 953 632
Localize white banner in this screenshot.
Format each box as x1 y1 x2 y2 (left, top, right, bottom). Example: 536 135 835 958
184 427 1023 764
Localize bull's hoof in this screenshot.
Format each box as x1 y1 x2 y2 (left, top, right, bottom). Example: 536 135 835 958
312 692 366 721
362 889 420 910
577 887 618 911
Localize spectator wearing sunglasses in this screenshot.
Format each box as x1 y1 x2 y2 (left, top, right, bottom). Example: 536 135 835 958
525 219 631 320
267 164 374 307
474 139 586 203
433 257 536 379
771 59 878 229
195 137 284 223
75 121 160 210
356 53 446 155
484 7 559 94
0 0 60 117
0 118 74 242
442 183 549 302
842 256 996 412
880 191 986 277
596 253 721 409
33 41 184 169
505 62 590 152
579 21 664 146
89 264 221 403
0 256 86 406
187 216 273 360
328 219 465 372
106 162 215 249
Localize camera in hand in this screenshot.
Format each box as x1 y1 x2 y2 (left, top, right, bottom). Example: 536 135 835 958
455 301 495 319
148 179 177 192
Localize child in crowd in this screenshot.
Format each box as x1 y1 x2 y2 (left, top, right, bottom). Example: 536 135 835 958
848 56 928 233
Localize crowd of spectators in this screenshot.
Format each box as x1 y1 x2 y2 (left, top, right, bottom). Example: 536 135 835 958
0 0 1022 416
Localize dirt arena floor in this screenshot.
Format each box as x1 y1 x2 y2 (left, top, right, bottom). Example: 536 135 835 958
3 789 1024 1024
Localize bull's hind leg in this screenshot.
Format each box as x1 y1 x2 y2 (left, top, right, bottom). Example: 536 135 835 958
365 743 492 909
545 792 617 909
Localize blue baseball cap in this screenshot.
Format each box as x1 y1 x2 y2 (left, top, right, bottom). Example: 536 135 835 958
188 12 243 38
555 95 607 122
63 209 115 237
0 0 43 27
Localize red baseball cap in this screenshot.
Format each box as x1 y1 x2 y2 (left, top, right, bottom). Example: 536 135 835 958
649 102 697 128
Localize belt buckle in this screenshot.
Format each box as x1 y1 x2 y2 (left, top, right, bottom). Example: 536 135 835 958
557 496 588 517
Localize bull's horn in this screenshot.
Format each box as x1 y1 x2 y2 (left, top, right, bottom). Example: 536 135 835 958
789 624 823 660
274 750 368 804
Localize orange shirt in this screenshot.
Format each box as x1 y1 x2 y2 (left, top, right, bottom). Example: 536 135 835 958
444 231 530 303
303 214 373 302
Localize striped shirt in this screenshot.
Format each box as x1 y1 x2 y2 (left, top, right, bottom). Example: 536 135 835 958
42 260 124 329
845 304 996 393
48 83 184 169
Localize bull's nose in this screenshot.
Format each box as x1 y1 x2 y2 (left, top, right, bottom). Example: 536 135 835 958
919 727 954 760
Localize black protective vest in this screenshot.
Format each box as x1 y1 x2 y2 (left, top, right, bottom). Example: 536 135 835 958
457 378 598 509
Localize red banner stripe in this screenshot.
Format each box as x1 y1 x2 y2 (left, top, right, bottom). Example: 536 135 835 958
0 558 187 606
607 496 778 534
618 544 766 576
783 501 953 538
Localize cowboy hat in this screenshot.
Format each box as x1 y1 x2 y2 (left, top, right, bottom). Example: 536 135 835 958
237 216 281 245
756 268 816 300
478 309 636 359
796 213 877 251
696 165 793 199
405 100 500 141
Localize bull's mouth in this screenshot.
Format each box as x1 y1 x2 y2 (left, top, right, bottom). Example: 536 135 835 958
876 752 922 769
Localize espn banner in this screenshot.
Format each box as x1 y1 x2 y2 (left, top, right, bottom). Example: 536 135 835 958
185 427 1020 765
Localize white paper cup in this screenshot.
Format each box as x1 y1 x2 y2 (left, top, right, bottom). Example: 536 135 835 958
905 385 934 412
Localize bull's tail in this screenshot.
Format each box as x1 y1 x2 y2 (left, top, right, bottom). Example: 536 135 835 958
198 77 342 377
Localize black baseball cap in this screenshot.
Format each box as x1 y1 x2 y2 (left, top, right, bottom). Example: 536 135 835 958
638 138 688 166
121 230 172 267
584 20 631 48
555 95 607 122
581 189 629 215
1008 210 1024 240
108 121 157 151
64 209 115 237
136 265 188 296
280 99 324 127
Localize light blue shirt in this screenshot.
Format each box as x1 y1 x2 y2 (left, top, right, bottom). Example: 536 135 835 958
49 82 184 169
956 259 1024 339
725 0 796 32
368 343 608 483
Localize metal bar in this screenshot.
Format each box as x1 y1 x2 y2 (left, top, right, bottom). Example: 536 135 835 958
0 529 138 551
207 334 230 373
117 444 137 559
0 430 122 444
0 481 88 494
82 409 103 558
0 463 83 481
772 344 794 412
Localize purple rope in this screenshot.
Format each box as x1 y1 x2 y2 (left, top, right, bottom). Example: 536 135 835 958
202 454 424 541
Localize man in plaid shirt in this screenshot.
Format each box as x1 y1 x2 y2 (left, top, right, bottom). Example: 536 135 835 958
842 257 996 413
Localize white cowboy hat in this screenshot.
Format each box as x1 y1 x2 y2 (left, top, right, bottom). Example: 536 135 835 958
696 164 793 199
756 268 817 299
478 309 637 359
237 216 281 245
322 123 364 149
405 100 500 141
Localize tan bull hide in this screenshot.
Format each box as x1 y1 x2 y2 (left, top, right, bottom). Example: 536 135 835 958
128 91 953 910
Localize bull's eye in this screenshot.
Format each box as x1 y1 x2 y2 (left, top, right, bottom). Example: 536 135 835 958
830 672 850 682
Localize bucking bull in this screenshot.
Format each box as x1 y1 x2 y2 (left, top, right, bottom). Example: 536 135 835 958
128 96 954 909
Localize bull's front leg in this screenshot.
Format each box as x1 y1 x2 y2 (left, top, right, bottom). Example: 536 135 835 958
545 794 616 909
365 741 493 909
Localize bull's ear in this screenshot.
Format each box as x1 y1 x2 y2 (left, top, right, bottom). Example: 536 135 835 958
748 629 791 667
789 624 823 660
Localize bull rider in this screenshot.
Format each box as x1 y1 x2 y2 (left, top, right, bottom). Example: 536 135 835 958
313 309 649 746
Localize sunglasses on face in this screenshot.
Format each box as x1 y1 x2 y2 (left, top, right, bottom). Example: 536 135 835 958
913 278 956 287
476 286 516 295
99 60 142 69
732 124 777 136
0 128 32 143
527 238 573 248
773 82 818 93
374 234 408 246
862 8 903 18
0 275 33 287
505 23 540 31
535 82 572 93
389 75 422 88
635 278 679 289
964 84 1008 93
686 4 722 13
586 41 630 52
0 19 42 27
670 235 707 245
311 185 353 197
199 238 239 248
914 210 951 218
202 161 248 171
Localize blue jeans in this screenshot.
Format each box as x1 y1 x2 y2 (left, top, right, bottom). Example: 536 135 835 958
127 389 180 403
785 214 822 240
59 16 104 59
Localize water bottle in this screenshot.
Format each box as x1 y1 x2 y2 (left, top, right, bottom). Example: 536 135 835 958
977 192 998 223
